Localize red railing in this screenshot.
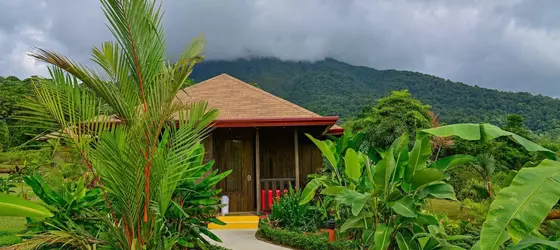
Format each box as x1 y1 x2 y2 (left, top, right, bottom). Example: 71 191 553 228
260 178 295 212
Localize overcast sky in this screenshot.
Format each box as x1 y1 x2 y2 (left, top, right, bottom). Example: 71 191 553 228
1 0 560 96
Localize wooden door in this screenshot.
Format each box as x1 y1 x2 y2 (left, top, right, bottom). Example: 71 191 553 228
215 135 255 212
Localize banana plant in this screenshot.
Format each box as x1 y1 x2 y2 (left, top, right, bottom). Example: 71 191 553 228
421 123 560 250
301 132 471 249
0 193 52 218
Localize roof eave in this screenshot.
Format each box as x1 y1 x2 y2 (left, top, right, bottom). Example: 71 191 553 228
211 116 339 128
326 126 344 136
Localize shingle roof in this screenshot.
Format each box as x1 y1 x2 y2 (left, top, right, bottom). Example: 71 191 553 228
174 74 322 120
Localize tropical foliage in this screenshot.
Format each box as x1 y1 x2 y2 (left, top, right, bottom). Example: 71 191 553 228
423 123 560 249
300 130 470 249
267 186 321 233
0 0 229 249
292 122 560 249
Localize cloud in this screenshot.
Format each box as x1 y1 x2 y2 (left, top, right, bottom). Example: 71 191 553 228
1 0 560 96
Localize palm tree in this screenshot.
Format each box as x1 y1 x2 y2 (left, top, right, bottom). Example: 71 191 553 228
473 153 496 198
20 0 219 248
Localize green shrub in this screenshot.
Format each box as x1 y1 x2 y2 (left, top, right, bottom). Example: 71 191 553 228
447 165 484 200
459 199 490 225
444 220 480 248
457 179 490 201
202 244 231 250
256 220 354 250
268 187 320 232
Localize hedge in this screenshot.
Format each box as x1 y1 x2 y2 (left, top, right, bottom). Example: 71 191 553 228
256 220 355 250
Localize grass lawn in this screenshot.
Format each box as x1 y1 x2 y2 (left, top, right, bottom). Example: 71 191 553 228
0 217 26 247
424 199 463 220
0 164 14 170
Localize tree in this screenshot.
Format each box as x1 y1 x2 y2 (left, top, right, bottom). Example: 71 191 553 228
350 90 432 150
502 114 533 139
18 0 224 248
495 114 537 170
0 76 38 149
473 153 496 197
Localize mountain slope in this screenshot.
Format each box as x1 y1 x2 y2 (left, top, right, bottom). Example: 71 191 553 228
190 58 560 132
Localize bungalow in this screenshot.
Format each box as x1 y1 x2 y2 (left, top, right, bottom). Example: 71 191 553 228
177 74 342 214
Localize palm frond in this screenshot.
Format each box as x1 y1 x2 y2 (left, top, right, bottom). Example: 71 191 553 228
101 0 166 94
154 101 218 214
29 49 135 122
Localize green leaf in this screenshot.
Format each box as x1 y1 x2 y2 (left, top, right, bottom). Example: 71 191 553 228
446 235 472 241
375 149 396 195
470 234 509 250
345 148 361 180
418 182 457 200
335 190 370 216
320 186 349 196
394 146 409 182
507 235 560 250
390 133 409 154
306 134 337 168
374 223 393 250
405 136 431 182
414 214 439 226
410 168 446 191
429 155 474 172
481 159 560 249
396 231 418 250
420 237 440 250
299 178 323 205
0 193 53 218
362 229 375 246
391 134 410 182
501 170 517 188
421 123 481 140
389 196 417 218
340 215 366 232
422 123 556 160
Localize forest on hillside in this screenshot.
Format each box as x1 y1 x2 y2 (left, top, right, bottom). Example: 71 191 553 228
190 58 560 135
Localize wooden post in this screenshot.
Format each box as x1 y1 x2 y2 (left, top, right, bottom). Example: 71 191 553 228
255 128 261 215
294 128 300 190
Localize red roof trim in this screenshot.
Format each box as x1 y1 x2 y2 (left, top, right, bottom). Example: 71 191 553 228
211 116 339 128
327 126 344 135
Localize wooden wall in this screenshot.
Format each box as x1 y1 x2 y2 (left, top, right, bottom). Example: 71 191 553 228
298 142 323 188
258 127 323 188
259 127 295 180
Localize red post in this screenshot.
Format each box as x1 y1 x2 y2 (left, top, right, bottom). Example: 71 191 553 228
327 209 336 242
261 190 265 211
268 190 273 210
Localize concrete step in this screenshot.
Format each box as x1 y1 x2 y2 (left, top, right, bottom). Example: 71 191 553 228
208 215 259 230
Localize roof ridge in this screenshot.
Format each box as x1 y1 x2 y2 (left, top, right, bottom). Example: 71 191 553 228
219 74 319 116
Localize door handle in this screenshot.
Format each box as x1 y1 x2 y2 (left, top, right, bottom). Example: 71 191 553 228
247 175 252 182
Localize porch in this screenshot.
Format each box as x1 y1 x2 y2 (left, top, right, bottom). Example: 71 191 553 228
204 126 324 214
